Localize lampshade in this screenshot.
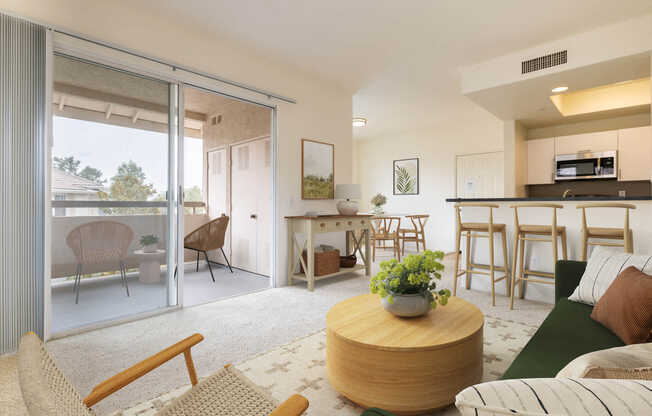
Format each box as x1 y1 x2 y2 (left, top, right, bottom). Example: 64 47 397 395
335 184 361 200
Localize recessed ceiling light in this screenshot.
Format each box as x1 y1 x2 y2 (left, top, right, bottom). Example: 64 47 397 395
352 117 367 127
551 86 569 93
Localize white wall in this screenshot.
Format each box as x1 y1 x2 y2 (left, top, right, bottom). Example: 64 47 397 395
354 103 503 253
460 13 652 94
503 120 528 197
2 0 354 287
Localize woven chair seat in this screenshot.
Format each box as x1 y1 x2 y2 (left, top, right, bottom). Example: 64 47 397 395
159 366 277 416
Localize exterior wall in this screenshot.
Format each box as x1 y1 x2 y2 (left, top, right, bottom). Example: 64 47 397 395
202 99 270 150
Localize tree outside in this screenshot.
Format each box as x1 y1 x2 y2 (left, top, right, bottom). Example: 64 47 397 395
53 155 106 184
100 160 159 215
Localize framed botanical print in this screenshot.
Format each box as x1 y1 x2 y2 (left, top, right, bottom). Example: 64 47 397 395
301 139 334 199
393 158 419 195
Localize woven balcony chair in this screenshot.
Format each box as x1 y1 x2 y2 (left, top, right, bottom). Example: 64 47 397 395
175 214 233 282
18 332 309 416
66 221 134 304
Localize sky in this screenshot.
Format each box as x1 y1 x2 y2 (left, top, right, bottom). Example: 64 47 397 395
52 116 203 196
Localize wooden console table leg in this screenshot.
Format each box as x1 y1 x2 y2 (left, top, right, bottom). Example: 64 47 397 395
287 224 294 286
306 223 315 291
345 230 351 256
364 228 371 276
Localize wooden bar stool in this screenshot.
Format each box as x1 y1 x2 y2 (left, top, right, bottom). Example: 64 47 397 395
453 203 509 306
370 216 402 262
398 214 429 255
578 203 636 261
510 203 567 309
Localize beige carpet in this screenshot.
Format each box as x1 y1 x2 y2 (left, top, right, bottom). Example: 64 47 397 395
0 254 553 415
110 315 537 416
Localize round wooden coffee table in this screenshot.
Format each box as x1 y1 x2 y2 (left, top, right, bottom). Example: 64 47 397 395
326 294 483 415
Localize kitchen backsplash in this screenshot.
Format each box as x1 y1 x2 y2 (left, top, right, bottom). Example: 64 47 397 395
527 180 652 198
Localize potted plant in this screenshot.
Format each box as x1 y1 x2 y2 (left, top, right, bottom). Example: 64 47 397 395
370 250 450 317
370 193 387 214
140 234 159 253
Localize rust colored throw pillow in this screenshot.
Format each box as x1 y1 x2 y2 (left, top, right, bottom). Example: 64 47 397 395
591 266 652 345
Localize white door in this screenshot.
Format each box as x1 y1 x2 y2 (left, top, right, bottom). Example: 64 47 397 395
231 137 271 275
207 148 229 260
456 152 504 198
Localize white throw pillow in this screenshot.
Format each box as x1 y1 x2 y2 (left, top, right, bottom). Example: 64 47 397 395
556 343 652 379
568 247 652 305
455 378 652 416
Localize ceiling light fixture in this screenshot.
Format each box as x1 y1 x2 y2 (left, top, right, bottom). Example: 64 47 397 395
551 86 569 93
352 117 367 127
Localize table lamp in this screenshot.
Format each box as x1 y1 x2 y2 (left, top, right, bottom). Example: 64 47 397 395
335 184 362 215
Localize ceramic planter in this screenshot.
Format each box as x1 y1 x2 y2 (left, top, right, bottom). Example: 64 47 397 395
381 291 431 317
142 244 158 253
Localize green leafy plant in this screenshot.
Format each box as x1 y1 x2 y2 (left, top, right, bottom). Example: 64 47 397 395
394 165 416 194
370 193 387 207
370 250 451 308
139 234 159 246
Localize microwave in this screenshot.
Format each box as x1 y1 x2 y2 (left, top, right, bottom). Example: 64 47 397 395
555 151 617 181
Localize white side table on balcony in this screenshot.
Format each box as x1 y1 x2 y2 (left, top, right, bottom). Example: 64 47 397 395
134 249 166 284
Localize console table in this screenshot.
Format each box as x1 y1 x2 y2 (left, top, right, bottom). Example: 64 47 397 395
285 215 372 291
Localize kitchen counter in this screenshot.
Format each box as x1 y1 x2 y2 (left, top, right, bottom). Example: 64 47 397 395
446 196 652 202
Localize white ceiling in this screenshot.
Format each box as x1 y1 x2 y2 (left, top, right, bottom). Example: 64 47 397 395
467 53 652 128
140 0 652 139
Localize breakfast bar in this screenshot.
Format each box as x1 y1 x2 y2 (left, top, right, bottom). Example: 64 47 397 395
445 196 652 304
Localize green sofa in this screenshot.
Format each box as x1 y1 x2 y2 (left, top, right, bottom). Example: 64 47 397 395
501 260 624 379
360 261 624 415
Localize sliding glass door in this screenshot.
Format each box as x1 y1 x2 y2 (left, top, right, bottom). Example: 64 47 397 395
49 55 180 333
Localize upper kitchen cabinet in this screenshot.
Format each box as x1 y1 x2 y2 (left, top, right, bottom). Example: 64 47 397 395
527 137 555 184
555 130 618 155
618 126 652 181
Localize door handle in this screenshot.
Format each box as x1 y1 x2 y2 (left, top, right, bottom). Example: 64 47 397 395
250 214 257 219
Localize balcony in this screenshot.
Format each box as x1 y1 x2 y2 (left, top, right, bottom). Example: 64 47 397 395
50 200 269 334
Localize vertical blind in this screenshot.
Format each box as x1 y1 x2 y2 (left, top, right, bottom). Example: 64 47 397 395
0 13 46 354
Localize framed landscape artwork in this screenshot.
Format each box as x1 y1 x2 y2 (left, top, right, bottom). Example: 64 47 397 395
393 158 419 195
301 139 334 199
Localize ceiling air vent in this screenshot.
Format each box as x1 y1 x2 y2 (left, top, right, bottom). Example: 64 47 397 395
521 50 567 74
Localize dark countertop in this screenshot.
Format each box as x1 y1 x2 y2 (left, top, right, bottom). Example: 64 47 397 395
446 196 652 202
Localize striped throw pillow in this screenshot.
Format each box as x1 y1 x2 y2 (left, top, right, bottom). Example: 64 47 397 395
556 343 652 379
455 378 652 416
568 247 652 305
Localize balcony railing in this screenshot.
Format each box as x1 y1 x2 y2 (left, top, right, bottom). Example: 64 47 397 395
51 200 206 213
50 201 211 278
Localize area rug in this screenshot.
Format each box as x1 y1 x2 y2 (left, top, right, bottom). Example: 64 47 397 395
110 315 537 416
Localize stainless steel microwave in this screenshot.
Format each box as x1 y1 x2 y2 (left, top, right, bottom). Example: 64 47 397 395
555 150 617 181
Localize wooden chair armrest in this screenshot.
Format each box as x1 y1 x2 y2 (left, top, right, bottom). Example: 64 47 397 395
269 394 309 416
83 333 204 407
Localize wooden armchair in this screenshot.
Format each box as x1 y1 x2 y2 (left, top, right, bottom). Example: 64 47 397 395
18 332 308 416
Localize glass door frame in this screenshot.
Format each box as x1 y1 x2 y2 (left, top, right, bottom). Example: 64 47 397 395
45 31 280 339
179 83 278 299
45 45 184 340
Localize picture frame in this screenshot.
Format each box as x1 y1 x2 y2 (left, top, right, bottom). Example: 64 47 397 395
301 139 334 199
393 158 419 195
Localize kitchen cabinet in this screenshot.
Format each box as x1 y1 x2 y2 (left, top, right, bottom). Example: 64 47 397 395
618 126 652 181
527 137 555 184
555 130 618 155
